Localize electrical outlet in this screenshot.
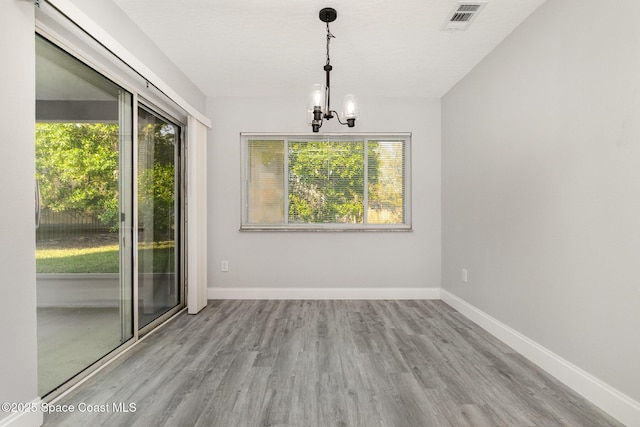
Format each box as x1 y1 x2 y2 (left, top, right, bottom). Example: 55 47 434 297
461 268 468 283
221 260 229 272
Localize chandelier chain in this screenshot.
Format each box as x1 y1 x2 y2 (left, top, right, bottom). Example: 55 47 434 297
325 22 335 66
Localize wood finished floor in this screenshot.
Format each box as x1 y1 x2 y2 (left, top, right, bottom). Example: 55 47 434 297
44 300 622 427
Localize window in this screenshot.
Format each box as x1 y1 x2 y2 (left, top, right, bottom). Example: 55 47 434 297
241 134 411 230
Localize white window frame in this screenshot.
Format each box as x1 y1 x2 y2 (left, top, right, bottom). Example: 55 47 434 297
241 133 412 231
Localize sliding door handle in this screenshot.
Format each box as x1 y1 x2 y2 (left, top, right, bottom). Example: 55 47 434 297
35 179 41 229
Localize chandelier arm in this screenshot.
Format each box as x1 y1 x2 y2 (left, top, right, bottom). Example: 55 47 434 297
331 111 347 125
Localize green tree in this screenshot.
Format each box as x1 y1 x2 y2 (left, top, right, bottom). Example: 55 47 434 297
35 122 120 227
288 141 366 223
138 122 176 241
367 141 404 224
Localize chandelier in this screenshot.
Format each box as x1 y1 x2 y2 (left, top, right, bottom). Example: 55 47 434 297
309 8 359 133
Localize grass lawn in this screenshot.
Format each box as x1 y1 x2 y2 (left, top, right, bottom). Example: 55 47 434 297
36 241 175 274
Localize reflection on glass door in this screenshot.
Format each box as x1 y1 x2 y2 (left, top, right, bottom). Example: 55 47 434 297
35 35 133 397
137 107 180 329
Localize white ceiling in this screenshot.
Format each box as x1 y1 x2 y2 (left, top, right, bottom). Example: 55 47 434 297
112 0 546 99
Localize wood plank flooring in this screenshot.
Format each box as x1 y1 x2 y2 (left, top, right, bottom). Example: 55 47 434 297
44 300 622 427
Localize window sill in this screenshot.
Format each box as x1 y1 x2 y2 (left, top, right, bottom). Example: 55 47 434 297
239 224 412 232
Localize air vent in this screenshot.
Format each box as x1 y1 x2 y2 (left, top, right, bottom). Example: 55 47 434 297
442 1 487 31
457 4 481 12
451 12 475 22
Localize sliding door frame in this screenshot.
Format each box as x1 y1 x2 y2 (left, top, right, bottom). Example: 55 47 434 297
136 100 187 337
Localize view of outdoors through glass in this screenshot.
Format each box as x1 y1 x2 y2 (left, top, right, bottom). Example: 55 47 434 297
245 138 406 226
35 35 133 396
35 36 182 397
137 108 180 329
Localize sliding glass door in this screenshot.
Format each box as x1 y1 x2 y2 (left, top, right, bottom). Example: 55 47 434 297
35 34 185 398
137 107 181 329
35 35 133 397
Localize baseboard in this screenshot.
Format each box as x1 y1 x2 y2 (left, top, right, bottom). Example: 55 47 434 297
440 289 640 427
0 398 43 427
208 287 441 300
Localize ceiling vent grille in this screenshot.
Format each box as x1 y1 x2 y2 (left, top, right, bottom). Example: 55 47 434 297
457 4 482 12
442 1 487 31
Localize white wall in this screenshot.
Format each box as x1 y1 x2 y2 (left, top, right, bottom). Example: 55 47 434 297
443 0 640 411
0 2 207 425
63 0 206 113
208 96 441 295
0 2 42 426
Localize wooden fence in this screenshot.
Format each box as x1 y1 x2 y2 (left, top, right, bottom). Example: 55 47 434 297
36 208 112 240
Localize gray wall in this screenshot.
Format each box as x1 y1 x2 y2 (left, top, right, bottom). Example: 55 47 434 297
207 96 441 292
442 0 640 403
0 1 41 426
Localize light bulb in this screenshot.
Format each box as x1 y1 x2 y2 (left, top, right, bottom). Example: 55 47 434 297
310 84 325 109
346 100 355 115
342 94 358 120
